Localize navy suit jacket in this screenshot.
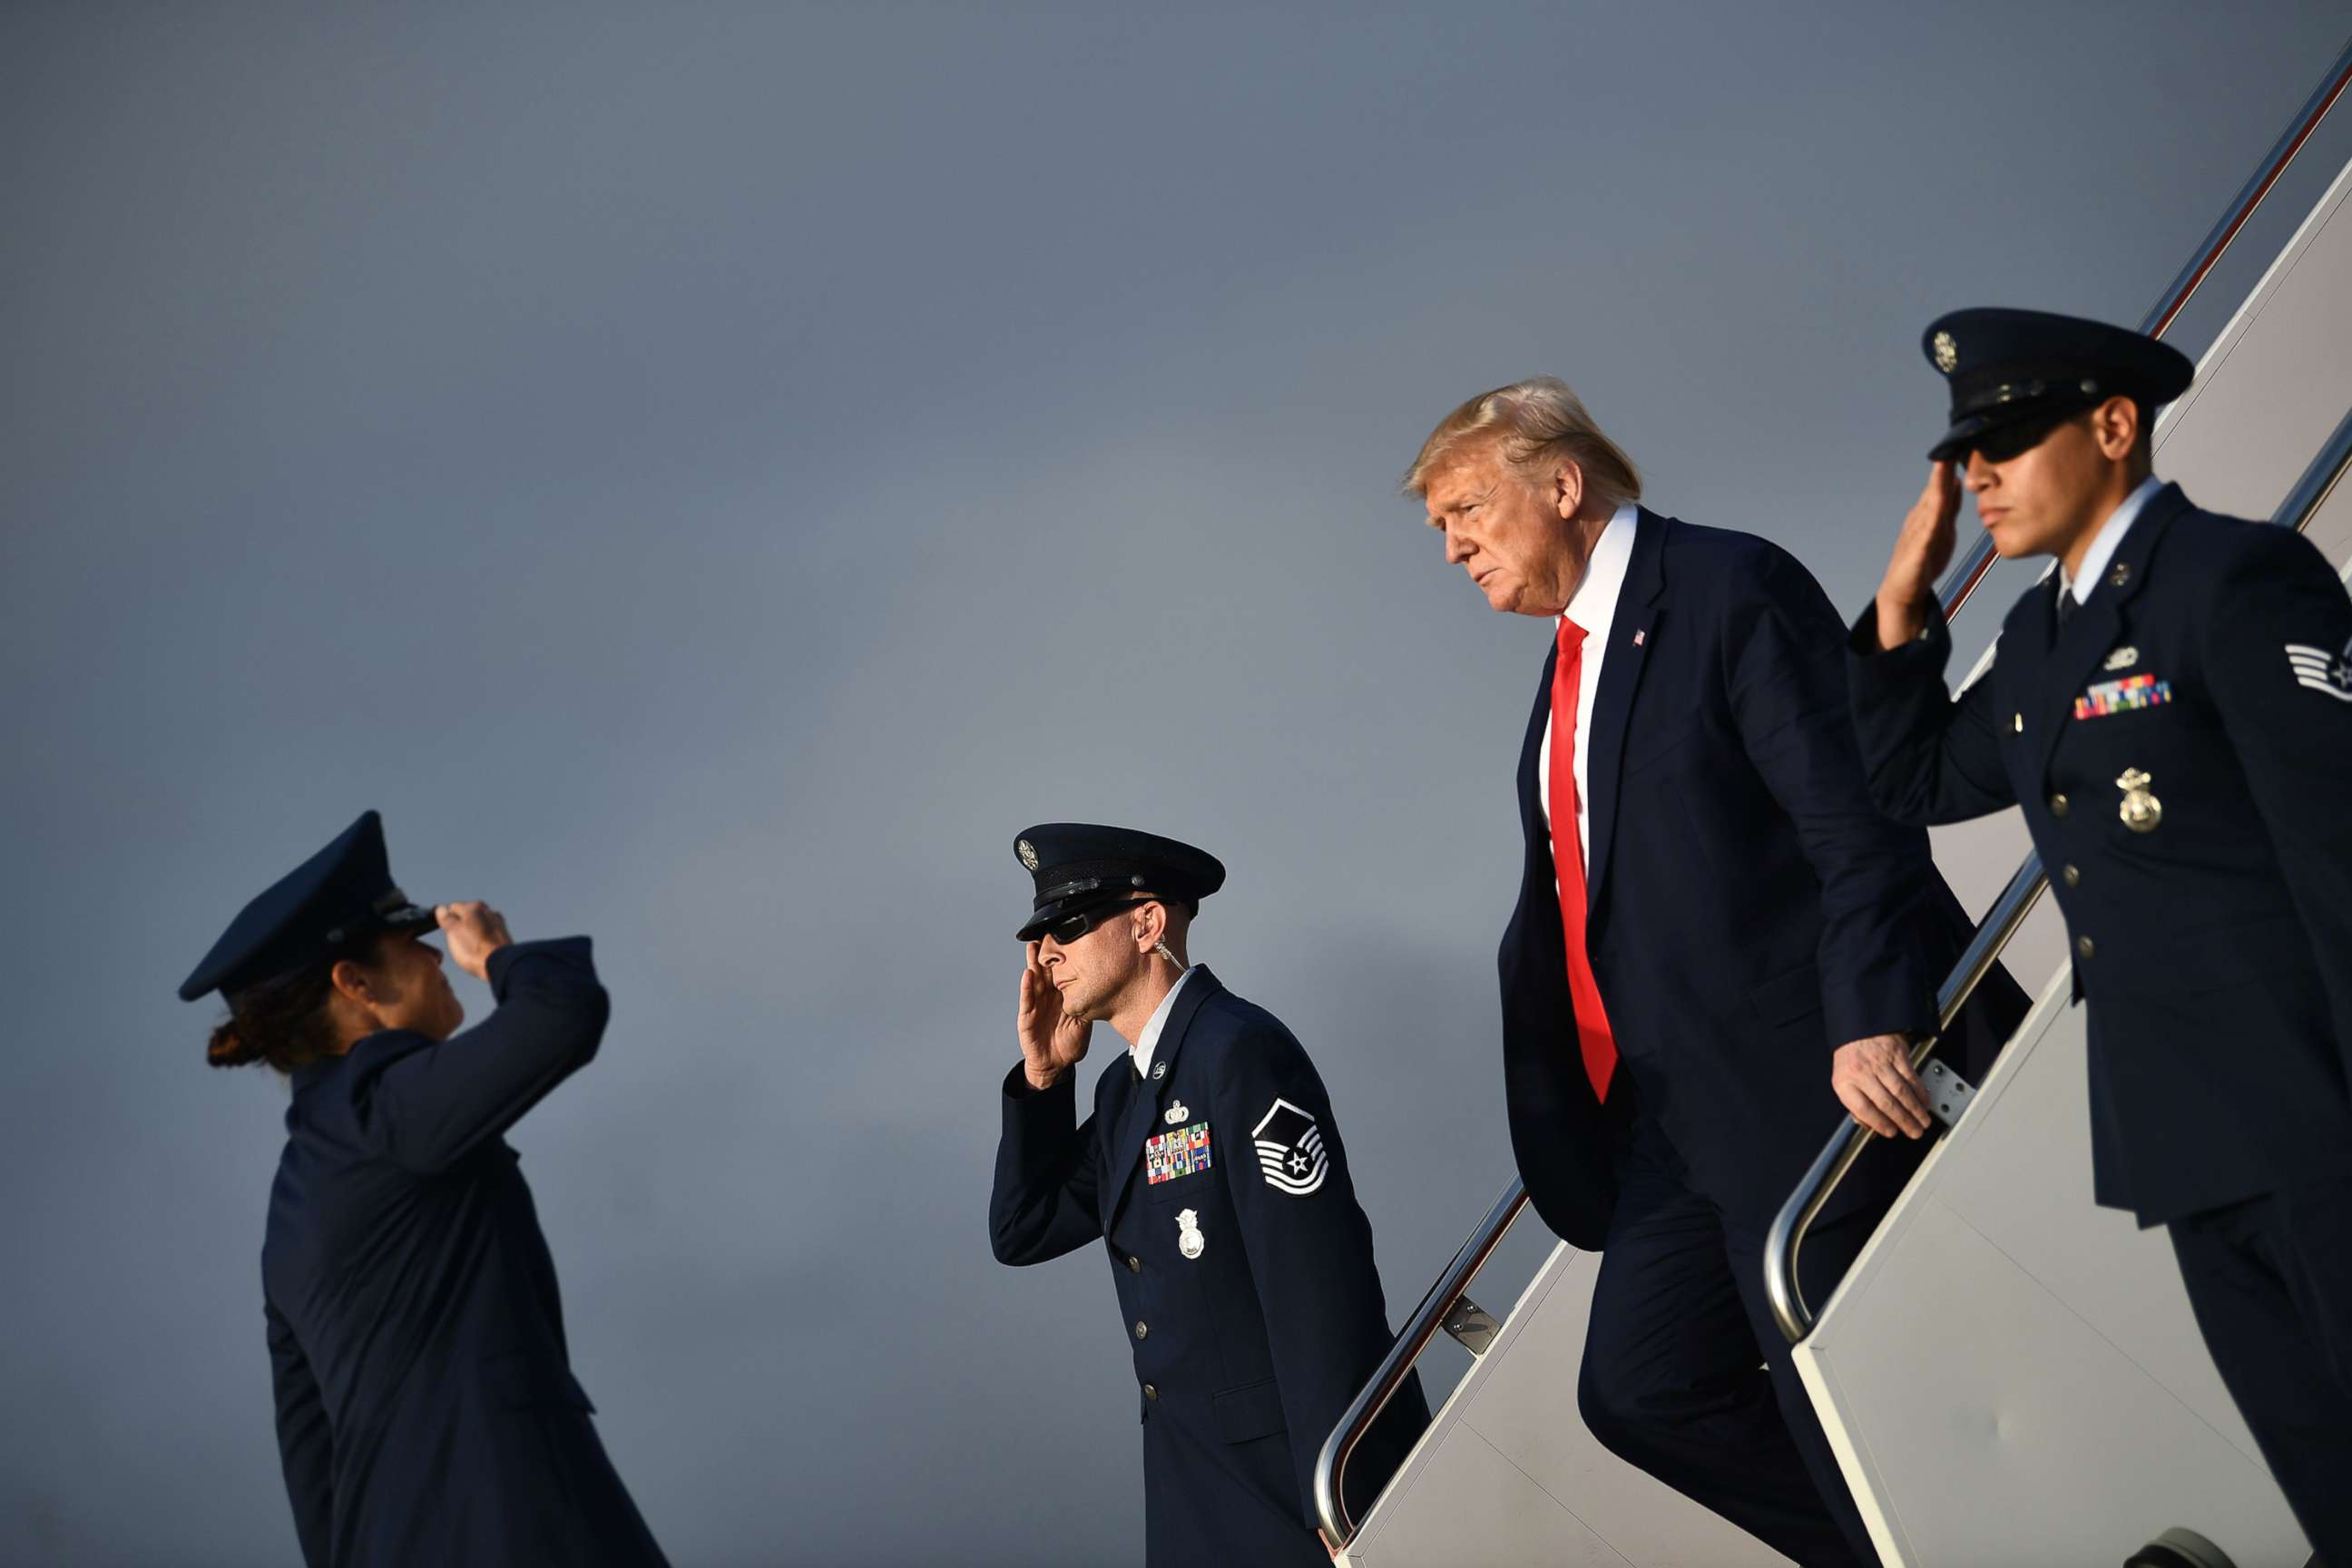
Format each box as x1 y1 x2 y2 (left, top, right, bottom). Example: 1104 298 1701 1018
1501 512 2024 1249
260 937 666 1568
989 967 1427 1563
1849 484 2352 1223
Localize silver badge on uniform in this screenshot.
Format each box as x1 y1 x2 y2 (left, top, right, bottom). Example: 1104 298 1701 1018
2117 768 2162 834
1163 1099 1188 1125
2102 645 2139 671
1152 1061 1168 1082
1176 1207 1205 1259
1016 838 1041 870
1932 331 1958 373
1252 1098 1328 1196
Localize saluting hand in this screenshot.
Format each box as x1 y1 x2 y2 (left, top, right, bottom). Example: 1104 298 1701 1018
1874 461 1963 651
1832 1034 1934 1141
1017 941 1091 1091
436 901 514 982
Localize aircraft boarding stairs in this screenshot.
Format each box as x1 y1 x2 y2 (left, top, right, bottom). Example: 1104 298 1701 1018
1318 46 2352 1568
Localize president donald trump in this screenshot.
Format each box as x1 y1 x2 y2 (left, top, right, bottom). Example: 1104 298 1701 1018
1407 377 2021 1564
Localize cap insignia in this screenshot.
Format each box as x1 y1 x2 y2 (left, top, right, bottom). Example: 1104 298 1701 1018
1932 331 1959 374
1016 838 1040 871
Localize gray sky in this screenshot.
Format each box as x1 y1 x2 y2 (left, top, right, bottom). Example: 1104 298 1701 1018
5 5 2349 1563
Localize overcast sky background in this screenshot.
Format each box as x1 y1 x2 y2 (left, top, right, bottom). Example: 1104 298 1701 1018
5 5 2350 1564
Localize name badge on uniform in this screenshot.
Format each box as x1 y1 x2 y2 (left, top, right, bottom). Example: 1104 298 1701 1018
1145 1122 1212 1184
2074 672 2172 720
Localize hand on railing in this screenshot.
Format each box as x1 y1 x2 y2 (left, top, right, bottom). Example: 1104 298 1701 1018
1831 1034 1933 1140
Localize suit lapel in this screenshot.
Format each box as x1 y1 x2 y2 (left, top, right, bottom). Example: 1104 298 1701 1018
1518 642 1557 844
1104 966 1222 1234
2027 485 2182 787
1094 1063 1135 1233
1584 511 1669 918
1991 567 2054 760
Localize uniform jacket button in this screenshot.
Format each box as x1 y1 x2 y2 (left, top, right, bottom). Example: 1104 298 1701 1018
2077 935 2095 959
2063 865 2081 888
1142 1383 1158 1400
1125 1255 1140 1273
2050 792 2070 817
1134 1321 1149 1340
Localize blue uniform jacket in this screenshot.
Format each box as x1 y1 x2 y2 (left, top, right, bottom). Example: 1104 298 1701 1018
260 937 667 1567
1847 483 2352 1224
989 967 1428 1563
1500 512 2026 1249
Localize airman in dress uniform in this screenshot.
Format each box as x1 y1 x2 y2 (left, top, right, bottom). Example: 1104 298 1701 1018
182 811 668 1568
1849 308 2352 1561
986 824 1428 1564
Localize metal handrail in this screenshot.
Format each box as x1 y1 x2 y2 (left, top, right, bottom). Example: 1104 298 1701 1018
1314 39 2352 1551
1768 401 2352 1346
2142 38 2352 345
1313 1178 1526 1548
1763 856 2049 1344
1928 34 2352 625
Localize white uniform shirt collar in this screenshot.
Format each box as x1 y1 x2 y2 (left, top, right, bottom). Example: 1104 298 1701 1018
2063 474 2162 604
1563 503 1641 632
1537 504 1642 866
1132 965 1198 1080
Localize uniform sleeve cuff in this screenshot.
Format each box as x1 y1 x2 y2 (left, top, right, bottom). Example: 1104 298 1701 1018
1002 1061 1074 1099
1846 600 1948 659
486 936 596 1003
1847 603 1953 698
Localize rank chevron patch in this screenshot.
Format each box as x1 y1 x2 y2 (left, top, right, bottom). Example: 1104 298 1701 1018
1251 1097 1328 1196
2285 639 2352 702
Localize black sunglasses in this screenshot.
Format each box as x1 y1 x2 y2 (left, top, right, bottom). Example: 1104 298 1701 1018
1040 899 1152 944
1967 409 2078 465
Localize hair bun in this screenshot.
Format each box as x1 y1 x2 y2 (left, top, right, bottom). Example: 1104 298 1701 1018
206 1020 261 1069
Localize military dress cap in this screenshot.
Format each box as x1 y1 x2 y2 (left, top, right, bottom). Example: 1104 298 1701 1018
1922 308 2195 463
1012 823 1226 942
177 810 437 1002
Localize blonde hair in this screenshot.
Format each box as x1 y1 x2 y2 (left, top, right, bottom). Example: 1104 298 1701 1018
1404 376 1642 511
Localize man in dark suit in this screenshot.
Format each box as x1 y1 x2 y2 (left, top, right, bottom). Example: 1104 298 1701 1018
181 811 667 1567
986 824 1427 1565
1849 308 2352 1562
1407 379 2024 1565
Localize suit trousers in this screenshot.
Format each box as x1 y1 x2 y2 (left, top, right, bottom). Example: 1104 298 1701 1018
2168 1177 2352 1565
1576 1116 1883 1568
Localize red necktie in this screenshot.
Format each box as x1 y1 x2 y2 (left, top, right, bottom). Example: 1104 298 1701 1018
1550 618 1619 1101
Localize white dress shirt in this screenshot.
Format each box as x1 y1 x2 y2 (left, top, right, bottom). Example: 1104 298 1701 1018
1537 504 1642 873
2062 474 2163 606
1132 965 1198 1080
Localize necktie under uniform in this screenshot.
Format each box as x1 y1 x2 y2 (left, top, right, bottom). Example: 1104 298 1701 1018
1550 617 1620 1101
